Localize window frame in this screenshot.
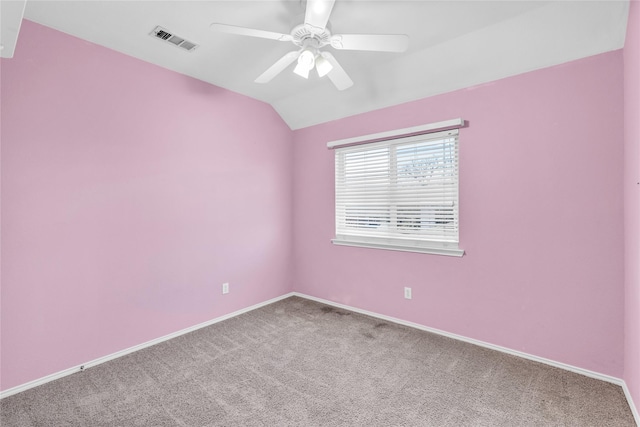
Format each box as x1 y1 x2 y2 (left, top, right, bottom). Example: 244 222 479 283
329 119 464 257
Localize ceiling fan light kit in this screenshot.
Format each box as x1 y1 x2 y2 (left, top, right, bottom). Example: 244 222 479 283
293 50 315 79
210 0 408 90
315 55 333 77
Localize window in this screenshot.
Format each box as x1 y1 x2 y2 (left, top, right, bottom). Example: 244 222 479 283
330 122 463 257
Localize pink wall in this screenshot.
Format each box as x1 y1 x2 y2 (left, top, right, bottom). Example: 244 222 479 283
0 21 293 391
624 0 640 415
292 51 625 377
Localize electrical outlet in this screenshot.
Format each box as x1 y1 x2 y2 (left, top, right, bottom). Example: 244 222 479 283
404 287 412 300
222 282 229 294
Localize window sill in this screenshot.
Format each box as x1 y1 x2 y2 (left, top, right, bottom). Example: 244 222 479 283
331 239 464 257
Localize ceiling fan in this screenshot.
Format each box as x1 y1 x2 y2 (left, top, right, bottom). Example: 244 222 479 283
210 0 409 90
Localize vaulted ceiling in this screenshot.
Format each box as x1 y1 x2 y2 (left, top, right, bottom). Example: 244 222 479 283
5 1 631 129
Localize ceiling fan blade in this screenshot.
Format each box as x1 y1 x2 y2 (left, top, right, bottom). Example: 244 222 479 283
210 23 292 42
330 34 409 52
255 51 301 83
321 52 353 91
304 0 335 31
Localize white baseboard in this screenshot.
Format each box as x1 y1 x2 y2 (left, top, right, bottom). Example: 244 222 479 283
622 381 640 426
0 292 295 400
292 292 623 385
293 291 640 426
3 290 638 427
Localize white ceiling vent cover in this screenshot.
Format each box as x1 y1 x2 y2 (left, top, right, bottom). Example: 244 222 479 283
150 26 198 52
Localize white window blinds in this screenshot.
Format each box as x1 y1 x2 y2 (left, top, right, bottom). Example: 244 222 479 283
333 128 463 256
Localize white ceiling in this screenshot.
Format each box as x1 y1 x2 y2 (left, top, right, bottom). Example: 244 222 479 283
16 1 631 129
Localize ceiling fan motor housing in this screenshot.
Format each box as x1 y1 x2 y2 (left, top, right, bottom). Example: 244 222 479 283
291 24 331 49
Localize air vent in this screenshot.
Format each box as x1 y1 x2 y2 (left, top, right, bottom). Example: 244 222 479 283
150 26 198 52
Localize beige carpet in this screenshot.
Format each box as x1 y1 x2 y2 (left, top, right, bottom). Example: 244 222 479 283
0 296 636 426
